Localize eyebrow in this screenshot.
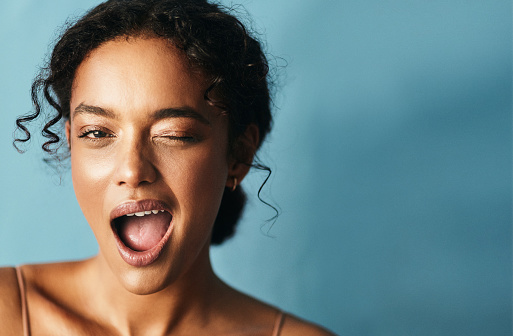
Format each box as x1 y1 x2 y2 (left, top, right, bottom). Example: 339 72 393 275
73 103 116 120
72 103 210 125
152 107 210 125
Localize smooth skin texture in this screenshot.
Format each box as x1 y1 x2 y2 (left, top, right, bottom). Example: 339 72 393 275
0 37 334 335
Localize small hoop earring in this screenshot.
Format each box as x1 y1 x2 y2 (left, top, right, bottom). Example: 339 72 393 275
231 177 238 192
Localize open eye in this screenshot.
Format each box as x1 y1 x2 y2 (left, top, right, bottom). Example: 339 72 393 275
81 130 107 138
78 127 114 140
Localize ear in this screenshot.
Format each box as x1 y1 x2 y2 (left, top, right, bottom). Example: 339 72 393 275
226 124 260 190
65 120 71 148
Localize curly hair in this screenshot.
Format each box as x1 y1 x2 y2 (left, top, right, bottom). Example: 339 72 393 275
14 0 274 245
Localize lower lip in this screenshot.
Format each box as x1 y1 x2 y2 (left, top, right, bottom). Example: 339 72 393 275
112 219 174 267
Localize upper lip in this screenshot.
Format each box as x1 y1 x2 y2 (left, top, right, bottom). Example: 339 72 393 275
110 199 171 221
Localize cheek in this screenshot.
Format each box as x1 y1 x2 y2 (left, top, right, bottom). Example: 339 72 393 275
161 145 228 207
70 147 113 227
157 144 229 238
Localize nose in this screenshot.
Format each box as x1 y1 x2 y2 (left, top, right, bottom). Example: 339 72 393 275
113 137 157 187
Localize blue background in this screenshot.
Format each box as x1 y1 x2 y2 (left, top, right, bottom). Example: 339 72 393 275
0 1 511 335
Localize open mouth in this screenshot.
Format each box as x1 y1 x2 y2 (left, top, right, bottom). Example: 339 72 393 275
110 201 174 267
113 210 172 252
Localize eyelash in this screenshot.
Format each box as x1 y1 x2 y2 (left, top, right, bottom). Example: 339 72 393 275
77 128 198 144
154 135 198 144
77 128 114 140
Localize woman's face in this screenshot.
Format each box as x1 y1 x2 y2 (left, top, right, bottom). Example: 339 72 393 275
67 37 233 293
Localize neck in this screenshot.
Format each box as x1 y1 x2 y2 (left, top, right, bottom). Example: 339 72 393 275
84 245 225 335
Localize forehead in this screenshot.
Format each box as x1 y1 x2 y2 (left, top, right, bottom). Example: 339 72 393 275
70 37 209 118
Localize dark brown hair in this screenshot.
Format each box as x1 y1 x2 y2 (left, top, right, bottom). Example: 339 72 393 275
14 0 274 245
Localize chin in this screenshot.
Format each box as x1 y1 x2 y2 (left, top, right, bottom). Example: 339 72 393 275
117 263 178 296
122 274 165 296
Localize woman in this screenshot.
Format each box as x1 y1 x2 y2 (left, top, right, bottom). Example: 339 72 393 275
3 0 334 335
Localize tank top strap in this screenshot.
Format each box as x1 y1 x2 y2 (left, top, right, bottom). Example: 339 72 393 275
15 266 31 336
271 310 285 336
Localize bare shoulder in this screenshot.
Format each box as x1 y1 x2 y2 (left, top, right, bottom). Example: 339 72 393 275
215 280 336 335
281 313 337 336
0 267 23 335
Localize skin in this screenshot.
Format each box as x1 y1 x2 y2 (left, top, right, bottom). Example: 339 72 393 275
0 37 334 336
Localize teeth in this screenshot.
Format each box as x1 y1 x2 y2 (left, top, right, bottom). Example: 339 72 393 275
124 210 165 217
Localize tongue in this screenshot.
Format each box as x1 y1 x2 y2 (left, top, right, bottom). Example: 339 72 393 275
117 212 172 251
